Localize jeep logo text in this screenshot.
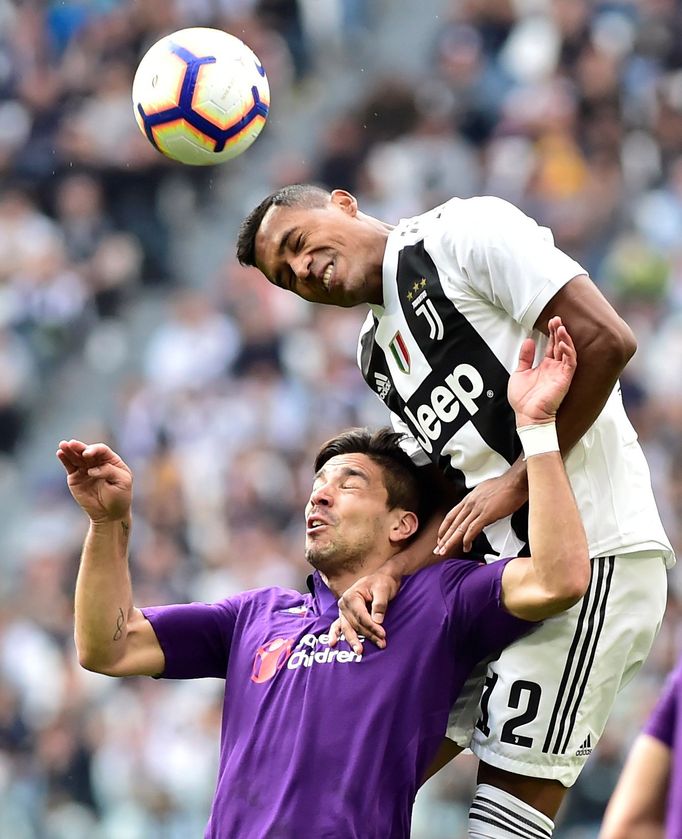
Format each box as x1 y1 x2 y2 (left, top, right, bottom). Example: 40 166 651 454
403 363 484 453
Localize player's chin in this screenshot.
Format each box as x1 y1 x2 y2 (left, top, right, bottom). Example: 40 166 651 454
304 542 333 569
332 284 363 308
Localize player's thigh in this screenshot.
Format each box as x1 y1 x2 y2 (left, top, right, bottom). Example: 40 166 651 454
451 553 668 787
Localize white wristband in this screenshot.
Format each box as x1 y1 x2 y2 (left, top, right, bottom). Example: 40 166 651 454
517 422 559 459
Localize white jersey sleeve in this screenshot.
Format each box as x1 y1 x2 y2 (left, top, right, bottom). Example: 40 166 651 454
438 197 587 331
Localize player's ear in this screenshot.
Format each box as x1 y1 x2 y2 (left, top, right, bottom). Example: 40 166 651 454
330 189 358 216
390 510 419 545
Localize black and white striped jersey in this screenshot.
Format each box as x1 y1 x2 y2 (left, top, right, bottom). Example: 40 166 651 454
357 196 673 564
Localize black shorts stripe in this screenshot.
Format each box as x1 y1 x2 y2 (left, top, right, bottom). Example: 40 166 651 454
541 561 597 753
474 796 552 838
557 556 615 754
541 557 614 754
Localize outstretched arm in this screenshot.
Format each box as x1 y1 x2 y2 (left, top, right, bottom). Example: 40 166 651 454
57 440 164 677
499 317 589 620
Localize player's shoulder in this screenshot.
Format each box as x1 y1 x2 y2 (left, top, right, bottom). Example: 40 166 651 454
433 195 528 225
395 196 530 250
231 585 312 614
405 558 484 591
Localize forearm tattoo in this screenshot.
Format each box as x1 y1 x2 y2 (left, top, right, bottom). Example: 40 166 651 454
113 607 125 641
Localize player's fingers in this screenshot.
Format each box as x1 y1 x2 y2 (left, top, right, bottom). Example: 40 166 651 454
516 338 536 372
545 322 556 359
346 589 386 646
82 443 126 468
369 592 390 645
328 618 342 648
557 339 577 369
440 515 480 555
370 593 389 627
368 604 386 650
556 325 576 361
57 441 87 469
335 609 363 655
56 449 79 475
338 589 371 627
437 504 478 551
461 515 483 553
352 601 385 643
442 505 481 552
556 323 573 349
86 463 129 485
435 522 465 556
437 502 467 539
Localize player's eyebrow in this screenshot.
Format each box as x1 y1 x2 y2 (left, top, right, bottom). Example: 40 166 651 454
267 227 298 288
313 465 370 484
277 227 296 257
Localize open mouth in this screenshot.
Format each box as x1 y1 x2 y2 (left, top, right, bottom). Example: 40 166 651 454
322 262 334 291
306 516 331 533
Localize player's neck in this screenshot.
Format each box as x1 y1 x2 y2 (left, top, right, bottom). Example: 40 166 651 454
318 551 395 599
360 213 393 306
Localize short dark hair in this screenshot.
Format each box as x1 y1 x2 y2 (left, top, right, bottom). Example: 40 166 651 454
313 427 434 532
236 183 331 267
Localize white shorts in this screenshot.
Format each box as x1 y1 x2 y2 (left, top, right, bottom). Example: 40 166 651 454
447 551 668 787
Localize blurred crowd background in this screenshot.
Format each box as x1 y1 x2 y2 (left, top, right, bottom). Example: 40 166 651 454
1 0 682 836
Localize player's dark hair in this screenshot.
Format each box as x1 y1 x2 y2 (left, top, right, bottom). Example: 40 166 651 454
236 183 331 267
314 427 435 534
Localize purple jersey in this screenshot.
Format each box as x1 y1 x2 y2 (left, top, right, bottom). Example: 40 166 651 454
142 558 531 838
644 658 682 837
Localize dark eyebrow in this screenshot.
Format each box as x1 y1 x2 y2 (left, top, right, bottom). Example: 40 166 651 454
268 228 298 288
313 466 370 483
277 227 296 257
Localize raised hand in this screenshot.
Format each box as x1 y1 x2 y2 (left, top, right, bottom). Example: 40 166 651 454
508 316 577 427
56 440 132 523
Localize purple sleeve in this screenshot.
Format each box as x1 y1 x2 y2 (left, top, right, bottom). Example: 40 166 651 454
142 597 243 679
644 664 682 748
439 558 534 662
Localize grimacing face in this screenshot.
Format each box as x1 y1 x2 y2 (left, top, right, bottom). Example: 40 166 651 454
304 453 412 577
254 190 385 307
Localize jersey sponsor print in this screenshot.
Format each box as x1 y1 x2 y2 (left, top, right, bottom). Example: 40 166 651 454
251 630 364 683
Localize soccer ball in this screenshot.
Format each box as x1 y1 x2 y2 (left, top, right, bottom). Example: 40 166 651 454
132 28 270 166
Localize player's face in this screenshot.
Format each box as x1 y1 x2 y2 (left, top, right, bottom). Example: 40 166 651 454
304 453 397 575
254 191 385 307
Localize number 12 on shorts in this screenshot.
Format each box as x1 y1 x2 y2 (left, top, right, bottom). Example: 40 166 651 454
476 674 543 748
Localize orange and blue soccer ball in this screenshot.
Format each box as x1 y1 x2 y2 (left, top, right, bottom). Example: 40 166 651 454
132 27 270 165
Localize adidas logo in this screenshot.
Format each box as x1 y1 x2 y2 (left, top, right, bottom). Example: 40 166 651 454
375 372 391 399
576 734 593 756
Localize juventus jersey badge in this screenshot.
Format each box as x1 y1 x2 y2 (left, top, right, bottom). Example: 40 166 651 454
388 331 411 374
407 277 444 340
